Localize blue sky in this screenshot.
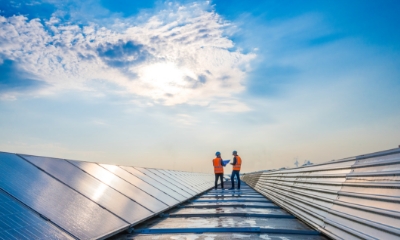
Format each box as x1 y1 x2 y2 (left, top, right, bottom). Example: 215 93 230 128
1 0 399 172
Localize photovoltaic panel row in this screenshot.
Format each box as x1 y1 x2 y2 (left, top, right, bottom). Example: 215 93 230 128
147 169 197 195
159 169 212 194
172 171 206 192
159 169 201 193
0 188 73 240
0 152 127 239
0 152 214 239
134 167 192 198
20 155 153 224
68 160 169 213
120 166 187 202
166 170 205 192
99 164 178 207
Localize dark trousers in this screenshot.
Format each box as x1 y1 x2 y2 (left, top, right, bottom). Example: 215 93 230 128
231 170 241 189
214 173 224 189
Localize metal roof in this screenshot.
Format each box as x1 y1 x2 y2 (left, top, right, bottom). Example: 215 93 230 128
242 147 400 239
112 181 327 239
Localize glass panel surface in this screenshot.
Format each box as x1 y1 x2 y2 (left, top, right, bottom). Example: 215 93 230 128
171 171 207 191
69 160 168 213
134 167 192 198
160 170 201 193
100 164 178 207
0 153 127 239
21 155 153 224
0 189 73 240
168 171 206 192
147 169 196 195
120 166 186 202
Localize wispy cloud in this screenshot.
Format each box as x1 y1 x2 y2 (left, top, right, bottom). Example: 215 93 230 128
0 2 255 111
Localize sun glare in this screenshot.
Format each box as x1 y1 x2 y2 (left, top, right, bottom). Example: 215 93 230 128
139 62 196 98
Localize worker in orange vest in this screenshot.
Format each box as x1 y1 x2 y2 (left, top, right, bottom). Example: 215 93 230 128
229 150 242 190
213 151 225 190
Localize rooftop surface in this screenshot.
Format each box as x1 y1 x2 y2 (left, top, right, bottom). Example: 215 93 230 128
112 181 328 240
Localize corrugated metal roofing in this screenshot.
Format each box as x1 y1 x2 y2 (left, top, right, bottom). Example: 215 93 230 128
242 147 400 239
112 181 327 240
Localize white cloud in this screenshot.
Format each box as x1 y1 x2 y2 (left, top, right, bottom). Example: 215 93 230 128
175 114 197 126
0 2 255 110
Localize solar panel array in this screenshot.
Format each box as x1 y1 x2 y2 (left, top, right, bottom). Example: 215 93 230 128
0 152 214 239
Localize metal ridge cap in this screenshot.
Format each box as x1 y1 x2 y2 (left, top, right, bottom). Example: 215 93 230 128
260 178 400 188
352 158 400 169
253 148 400 175
341 181 400 187
348 170 400 177
338 191 400 203
260 178 344 186
261 173 348 178
262 165 354 176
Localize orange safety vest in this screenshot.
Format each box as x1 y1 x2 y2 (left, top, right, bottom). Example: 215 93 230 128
213 157 223 174
233 155 242 171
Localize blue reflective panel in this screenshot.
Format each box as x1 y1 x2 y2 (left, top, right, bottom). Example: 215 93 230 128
99 164 179 207
21 155 153 224
69 160 168 213
0 189 73 240
134 167 192 198
0 153 127 239
120 166 187 202
147 169 196 195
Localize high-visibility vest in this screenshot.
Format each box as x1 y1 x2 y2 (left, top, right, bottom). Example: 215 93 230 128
213 157 223 174
233 155 242 171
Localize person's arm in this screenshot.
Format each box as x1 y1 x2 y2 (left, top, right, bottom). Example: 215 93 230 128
230 157 237 165
220 159 224 167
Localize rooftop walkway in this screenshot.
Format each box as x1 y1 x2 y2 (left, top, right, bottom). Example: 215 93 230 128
113 181 327 239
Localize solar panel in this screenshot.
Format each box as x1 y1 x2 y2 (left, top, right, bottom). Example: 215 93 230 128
68 160 168 213
169 170 208 191
120 166 187 202
20 155 153 224
134 167 192 198
147 169 197 195
158 170 201 193
0 189 73 239
99 164 179 207
0 152 127 239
